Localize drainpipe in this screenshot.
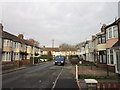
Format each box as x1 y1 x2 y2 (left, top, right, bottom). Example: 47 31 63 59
118 21 120 42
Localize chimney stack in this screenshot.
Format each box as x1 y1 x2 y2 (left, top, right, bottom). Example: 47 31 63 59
0 23 3 31
92 35 96 40
101 24 106 32
43 46 45 48
18 34 24 39
29 39 35 43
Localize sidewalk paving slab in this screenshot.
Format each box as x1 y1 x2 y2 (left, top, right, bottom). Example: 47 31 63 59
54 62 79 89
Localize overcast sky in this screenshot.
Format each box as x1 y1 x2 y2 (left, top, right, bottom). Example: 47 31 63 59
1 1 119 47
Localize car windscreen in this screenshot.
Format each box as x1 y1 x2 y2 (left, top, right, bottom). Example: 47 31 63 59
55 56 64 59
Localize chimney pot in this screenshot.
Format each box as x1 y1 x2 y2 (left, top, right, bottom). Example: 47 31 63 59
18 34 24 39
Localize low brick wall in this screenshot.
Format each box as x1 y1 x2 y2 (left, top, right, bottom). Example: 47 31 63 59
107 65 115 72
2 61 22 70
82 60 95 64
96 64 107 68
21 59 33 65
2 59 34 70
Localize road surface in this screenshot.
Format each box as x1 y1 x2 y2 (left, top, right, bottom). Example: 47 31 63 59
2 61 78 90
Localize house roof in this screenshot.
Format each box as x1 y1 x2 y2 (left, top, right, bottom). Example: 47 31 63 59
2 31 39 48
96 31 105 36
42 47 77 51
113 41 120 48
106 38 118 48
106 18 120 29
42 47 60 52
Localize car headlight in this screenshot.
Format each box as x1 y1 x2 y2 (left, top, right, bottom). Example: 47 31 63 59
61 61 64 63
55 61 57 62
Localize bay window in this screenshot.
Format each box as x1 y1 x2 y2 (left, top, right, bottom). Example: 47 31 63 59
113 26 118 38
110 50 114 64
107 49 114 65
106 25 118 40
109 28 112 38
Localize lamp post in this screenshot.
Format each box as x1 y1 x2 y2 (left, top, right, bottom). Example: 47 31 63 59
0 23 3 62
33 44 35 65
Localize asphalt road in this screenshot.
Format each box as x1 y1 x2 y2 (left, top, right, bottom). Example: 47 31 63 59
2 61 79 90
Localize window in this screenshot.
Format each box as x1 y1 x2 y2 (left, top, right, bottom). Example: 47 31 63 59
98 35 106 44
4 40 7 46
107 55 109 64
103 55 106 63
100 55 102 63
113 26 118 38
2 53 5 61
109 28 112 38
110 50 114 64
99 51 106 64
102 35 106 43
14 42 16 48
106 25 118 40
116 52 120 72
98 37 101 44
106 29 109 40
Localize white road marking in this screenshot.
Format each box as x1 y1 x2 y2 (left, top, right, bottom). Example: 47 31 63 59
51 67 64 90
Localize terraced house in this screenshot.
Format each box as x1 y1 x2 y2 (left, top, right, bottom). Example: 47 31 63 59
105 18 120 74
77 18 120 74
96 25 107 68
1 23 41 63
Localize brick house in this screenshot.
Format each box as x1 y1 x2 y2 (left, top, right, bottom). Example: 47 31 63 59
105 18 120 72
111 18 120 74
1 24 41 63
96 25 107 68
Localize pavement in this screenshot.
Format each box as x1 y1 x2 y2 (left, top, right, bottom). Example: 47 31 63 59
53 61 79 90
2 66 27 75
1 61 49 75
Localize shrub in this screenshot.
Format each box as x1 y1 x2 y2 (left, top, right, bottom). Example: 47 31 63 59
30 57 39 63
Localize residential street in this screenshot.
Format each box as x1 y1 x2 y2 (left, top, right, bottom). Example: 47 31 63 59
2 61 78 90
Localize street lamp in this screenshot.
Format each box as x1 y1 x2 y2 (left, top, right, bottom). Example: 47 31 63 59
33 44 35 65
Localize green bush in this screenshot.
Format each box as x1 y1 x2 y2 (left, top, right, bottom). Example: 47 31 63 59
30 57 39 63
69 55 79 59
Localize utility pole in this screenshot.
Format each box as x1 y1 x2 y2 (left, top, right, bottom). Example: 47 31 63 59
0 23 2 62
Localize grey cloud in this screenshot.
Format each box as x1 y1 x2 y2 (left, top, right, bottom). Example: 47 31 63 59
2 2 118 47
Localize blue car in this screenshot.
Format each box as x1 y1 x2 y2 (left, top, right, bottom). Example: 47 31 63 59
54 55 65 66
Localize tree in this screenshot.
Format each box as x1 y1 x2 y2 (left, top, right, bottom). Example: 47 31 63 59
59 43 77 51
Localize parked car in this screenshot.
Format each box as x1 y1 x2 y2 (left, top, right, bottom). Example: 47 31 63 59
40 59 48 62
54 55 65 66
69 55 80 64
